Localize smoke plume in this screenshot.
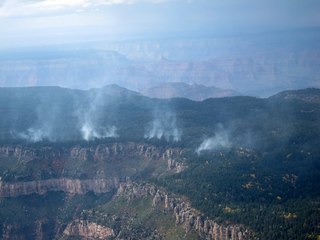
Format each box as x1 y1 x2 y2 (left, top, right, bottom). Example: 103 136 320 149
144 109 181 141
81 121 117 141
12 128 50 142
79 89 119 141
196 125 230 155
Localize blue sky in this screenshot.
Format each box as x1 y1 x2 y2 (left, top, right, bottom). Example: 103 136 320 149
1 0 320 48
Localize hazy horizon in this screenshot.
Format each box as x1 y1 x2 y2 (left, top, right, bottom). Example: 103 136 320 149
1 0 320 48
1 0 320 96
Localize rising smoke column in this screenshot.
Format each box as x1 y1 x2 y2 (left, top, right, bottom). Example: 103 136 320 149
10 87 119 142
14 127 50 142
196 124 230 155
79 89 118 141
144 108 181 141
12 94 70 142
80 117 118 141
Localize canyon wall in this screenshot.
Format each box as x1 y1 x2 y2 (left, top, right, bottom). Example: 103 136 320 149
0 178 119 198
0 142 185 166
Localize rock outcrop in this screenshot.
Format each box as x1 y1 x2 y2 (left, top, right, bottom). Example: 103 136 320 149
0 178 119 198
0 146 62 161
69 143 186 171
63 220 115 240
165 148 186 173
0 142 186 175
116 182 253 240
0 143 183 160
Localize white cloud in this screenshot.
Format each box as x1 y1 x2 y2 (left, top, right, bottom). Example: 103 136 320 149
35 0 91 10
0 0 172 18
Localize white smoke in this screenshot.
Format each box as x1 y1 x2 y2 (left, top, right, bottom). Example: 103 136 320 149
81 122 117 141
12 100 64 142
78 89 119 141
13 127 51 142
144 110 181 141
196 125 230 155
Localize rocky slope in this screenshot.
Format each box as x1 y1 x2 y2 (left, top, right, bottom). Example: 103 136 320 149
63 220 115 240
116 182 252 240
71 181 254 240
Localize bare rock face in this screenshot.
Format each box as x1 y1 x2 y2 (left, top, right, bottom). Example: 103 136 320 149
63 220 115 240
164 149 186 173
116 182 253 240
0 178 119 197
116 180 156 201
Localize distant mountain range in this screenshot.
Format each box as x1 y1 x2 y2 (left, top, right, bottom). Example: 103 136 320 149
1 28 320 97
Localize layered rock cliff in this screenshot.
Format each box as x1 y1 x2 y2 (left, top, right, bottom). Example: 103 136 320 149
0 142 182 162
0 178 119 198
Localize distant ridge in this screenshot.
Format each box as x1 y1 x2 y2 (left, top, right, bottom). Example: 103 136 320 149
93 84 141 97
141 82 240 101
269 88 320 104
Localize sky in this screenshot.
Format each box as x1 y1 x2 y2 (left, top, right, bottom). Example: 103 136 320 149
1 0 320 48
